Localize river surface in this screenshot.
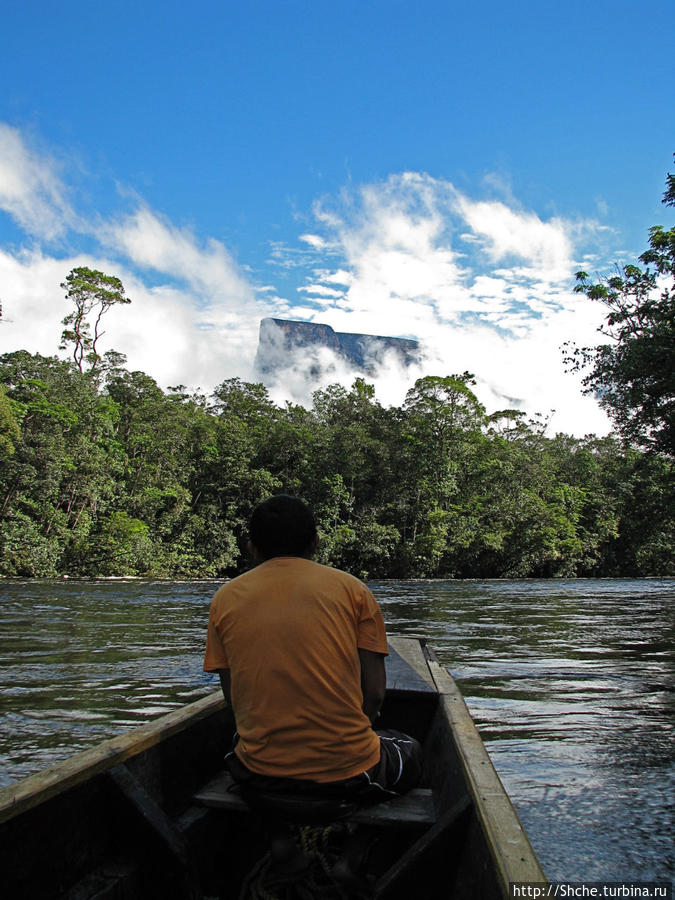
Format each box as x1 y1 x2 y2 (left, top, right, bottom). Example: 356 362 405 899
0 578 673 884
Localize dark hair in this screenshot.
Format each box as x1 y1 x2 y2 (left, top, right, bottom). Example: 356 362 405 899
249 495 317 560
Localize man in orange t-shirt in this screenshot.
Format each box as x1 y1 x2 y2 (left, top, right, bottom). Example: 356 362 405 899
204 494 421 795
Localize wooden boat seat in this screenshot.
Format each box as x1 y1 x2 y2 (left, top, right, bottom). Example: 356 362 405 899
194 770 436 827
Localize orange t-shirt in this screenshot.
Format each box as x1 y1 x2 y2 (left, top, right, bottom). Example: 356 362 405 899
203 557 388 782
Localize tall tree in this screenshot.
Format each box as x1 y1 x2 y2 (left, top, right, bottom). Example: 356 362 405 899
400 374 487 575
60 268 130 374
569 158 674 456
0 385 20 458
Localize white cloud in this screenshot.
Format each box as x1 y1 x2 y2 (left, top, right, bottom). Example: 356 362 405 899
301 174 584 331
0 127 267 389
0 246 264 390
104 277 261 389
0 151 264 387
101 209 267 386
298 284 346 298
299 233 327 250
322 269 353 287
278 172 612 434
0 125 76 240
455 195 573 279
0 248 73 354
0 124 614 435
105 207 254 303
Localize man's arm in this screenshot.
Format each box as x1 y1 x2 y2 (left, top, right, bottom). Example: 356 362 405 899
358 648 386 723
216 668 236 729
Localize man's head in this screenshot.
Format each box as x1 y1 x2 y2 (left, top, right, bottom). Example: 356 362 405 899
249 494 318 561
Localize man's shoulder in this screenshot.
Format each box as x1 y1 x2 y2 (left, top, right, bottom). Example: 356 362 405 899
210 567 256 602
304 559 370 592
211 558 371 598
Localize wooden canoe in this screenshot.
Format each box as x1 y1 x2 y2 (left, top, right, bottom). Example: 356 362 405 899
0 637 546 898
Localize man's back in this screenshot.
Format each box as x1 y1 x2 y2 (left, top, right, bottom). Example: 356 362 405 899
204 556 388 782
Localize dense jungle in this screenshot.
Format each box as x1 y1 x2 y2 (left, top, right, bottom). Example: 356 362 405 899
1 352 672 579
1 166 672 580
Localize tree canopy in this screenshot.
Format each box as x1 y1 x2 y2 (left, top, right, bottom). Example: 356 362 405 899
1 349 672 579
570 158 674 457
59 267 130 375
1 247 673 579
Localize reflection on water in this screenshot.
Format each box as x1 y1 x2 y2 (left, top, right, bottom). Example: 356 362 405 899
0 580 218 779
375 579 675 884
0 578 673 883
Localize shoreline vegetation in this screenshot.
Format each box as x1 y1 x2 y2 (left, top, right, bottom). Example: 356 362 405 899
2 574 674 582
1 164 672 581
1 354 673 580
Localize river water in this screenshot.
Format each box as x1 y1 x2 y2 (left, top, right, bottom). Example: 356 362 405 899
0 578 673 884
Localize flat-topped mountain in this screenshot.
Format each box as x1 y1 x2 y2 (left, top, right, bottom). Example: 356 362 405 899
255 317 420 378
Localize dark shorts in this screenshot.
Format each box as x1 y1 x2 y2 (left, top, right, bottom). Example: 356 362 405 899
366 729 423 795
226 729 423 802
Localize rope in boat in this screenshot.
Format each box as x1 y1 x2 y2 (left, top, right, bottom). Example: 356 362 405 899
238 822 371 900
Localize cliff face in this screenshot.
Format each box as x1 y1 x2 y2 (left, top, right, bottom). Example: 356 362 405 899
255 318 420 377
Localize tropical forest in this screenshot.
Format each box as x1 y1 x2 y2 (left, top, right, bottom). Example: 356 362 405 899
1 168 673 580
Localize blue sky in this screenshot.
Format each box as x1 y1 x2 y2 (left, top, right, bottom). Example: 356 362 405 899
1 0 673 434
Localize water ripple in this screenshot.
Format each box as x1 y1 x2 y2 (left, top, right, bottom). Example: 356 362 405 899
0 577 673 883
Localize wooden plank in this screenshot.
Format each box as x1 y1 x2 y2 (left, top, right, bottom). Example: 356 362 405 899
64 860 139 900
352 789 435 826
0 691 225 826
107 764 202 900
108 764 191 865
374 793 472 897
194 771 245 811
385 637 436 693
425 656 547 894
194 771 436 827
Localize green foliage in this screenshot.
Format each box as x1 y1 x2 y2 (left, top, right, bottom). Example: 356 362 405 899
568 159 674 456
0 324 672 578
84 511 153 576
60 267 130 374
0 385 20 458
0 512 62 576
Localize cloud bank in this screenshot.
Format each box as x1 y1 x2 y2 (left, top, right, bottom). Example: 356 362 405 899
0 124 611 436
272 172 609 433
0 124 77 240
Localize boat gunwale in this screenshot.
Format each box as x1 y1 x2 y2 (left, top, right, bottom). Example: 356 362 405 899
0 635 547 900
0 636 438 826
0 690 225 825
424 650 547 892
